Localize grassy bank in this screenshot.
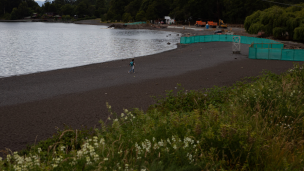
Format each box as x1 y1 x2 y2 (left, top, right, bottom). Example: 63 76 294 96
1 64 304 171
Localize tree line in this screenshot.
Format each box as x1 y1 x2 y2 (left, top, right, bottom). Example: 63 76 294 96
245 4 304 41
1 0 304 23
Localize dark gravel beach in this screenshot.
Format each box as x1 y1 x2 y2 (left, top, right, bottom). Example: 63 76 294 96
0 26 303 155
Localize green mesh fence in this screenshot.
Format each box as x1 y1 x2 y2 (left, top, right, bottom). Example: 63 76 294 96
180 35 304 61
124 21 147 25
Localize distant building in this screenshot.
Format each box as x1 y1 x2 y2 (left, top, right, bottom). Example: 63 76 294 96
164 16 175 24
32 13 38 19
46 12 54 17
54 15 62 19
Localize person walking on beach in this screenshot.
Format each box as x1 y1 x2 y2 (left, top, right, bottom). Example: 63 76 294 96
128 59 135 73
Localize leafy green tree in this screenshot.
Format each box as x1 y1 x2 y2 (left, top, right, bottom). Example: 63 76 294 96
54 0 65 5
10 8 19 19
96 7 107 17
49 3 58 13
101 13 107 21
18 1 31 18
114 14 121 21
61 4 74 15
125 0 142 17
122 12 133 22
0 0 7 14
106 8 115 20
135 10 146 21
26 0 40 10
139 0 152 12
76 1 88 16
145 2 157 20
96 0 105 8
88 5 95 16
245 4 304 41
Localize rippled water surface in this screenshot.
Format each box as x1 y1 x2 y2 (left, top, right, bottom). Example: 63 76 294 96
0 22 180 77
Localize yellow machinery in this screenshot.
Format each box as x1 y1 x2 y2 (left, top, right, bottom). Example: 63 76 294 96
219 19 227 28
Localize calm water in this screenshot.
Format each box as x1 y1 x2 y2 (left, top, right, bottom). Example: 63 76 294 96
0 22 180 77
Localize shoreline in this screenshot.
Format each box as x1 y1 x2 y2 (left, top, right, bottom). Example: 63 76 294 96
1 21 304 155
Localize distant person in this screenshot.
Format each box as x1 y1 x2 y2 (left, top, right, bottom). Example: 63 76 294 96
128 59 135 73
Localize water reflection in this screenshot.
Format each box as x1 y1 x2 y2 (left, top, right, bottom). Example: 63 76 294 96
0 22 180 77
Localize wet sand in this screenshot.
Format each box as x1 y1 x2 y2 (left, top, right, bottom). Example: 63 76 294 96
0 27 303 155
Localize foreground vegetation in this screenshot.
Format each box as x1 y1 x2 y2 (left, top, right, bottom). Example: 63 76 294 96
245 4 304 41
1 64 304 170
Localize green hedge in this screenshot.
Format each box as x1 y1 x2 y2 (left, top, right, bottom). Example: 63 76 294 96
245 4 304 41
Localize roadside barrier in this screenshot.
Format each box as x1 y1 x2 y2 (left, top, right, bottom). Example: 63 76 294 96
180 35 304 61
124 21 147 25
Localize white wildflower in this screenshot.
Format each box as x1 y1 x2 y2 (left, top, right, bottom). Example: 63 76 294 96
37 148 42 154
104 158 108 161
153 143 159 150
100 138 105 145
121 113 125 117
158 139 164 146
7 154 11 162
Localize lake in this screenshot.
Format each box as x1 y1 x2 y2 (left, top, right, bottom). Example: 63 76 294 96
0 22 180 78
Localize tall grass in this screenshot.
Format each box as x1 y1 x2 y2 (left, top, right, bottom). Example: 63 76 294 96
1 64 304 171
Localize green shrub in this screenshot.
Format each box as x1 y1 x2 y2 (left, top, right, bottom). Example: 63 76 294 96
293 27 304 41
245 4 304 40
248 22 264 34
244 10 262 31
122 13 133 23
273 27 287 38
3 13 11 20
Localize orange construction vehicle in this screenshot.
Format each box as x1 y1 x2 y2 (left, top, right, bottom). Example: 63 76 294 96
219 19 228 28
195 20 206 27
207 21 218 28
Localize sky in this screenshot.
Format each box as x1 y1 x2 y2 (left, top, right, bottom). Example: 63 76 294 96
34 0 45 6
